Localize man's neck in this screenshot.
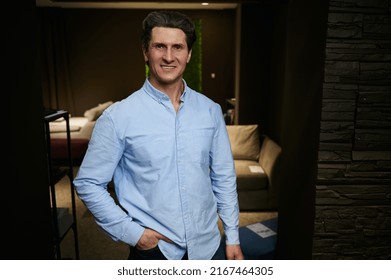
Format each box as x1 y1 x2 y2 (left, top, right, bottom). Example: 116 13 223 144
150 79 184 112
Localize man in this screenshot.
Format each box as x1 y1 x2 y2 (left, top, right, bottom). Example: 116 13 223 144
74 10 244 260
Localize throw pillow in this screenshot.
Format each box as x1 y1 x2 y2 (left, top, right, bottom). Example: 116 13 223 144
84 101 113 121
226 124 260 160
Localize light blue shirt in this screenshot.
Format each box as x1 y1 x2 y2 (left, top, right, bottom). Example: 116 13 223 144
74 79 240 260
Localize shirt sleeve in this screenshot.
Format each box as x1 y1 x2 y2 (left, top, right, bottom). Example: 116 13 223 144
209 103 240 245
73 111 144 246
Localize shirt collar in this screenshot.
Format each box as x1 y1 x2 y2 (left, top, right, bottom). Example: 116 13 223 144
143 78 188 104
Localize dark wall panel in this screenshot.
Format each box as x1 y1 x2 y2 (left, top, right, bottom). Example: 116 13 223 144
238 4 274 127
4 1 53 259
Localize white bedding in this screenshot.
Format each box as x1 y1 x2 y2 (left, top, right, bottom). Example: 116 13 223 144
50 117 95 140
49 101 113 140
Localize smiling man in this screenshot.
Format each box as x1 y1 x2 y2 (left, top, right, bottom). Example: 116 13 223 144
74 10 244 260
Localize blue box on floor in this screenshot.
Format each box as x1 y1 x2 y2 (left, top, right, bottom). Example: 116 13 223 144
222 217 278 260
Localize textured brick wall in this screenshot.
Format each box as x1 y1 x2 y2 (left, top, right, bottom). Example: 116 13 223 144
314 0 391 259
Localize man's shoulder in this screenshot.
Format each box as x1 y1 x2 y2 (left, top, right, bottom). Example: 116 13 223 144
187 88 220 108
102 90 143 120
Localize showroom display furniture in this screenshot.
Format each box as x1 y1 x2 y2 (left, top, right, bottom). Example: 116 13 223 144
44 109 79 259
50 137 89 166
48 101 112 166
226 125 282 211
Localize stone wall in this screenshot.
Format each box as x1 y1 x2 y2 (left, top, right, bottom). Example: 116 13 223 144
314 0 391 259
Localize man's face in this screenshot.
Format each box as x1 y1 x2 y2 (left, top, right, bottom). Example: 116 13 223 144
143 27 192 86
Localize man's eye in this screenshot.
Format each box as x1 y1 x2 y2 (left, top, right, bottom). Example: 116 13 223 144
174 45 184 51
151 44 165 50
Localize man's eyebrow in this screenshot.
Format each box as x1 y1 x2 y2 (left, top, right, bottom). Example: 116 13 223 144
152 42 185 45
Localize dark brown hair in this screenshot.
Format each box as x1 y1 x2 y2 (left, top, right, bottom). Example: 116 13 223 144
141 10 196 51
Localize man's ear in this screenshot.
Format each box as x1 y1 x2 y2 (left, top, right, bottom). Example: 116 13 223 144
142 47 149 63
187 50 192 63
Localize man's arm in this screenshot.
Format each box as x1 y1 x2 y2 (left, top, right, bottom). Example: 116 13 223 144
74 111 144 247
209 104 244 259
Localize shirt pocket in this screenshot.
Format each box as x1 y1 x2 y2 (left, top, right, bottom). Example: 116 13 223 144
191 128 214 165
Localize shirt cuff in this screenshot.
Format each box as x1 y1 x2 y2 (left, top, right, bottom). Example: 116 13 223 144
224 228 240 245
120 220 145 247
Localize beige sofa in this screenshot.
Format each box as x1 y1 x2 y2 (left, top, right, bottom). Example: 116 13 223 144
226 125 282 211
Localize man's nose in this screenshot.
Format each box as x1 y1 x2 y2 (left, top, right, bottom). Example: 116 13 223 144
163 48 174 61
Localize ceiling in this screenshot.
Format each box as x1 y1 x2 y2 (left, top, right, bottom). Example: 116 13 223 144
35 1 238 9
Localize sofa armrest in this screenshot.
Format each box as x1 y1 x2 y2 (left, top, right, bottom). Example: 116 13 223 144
258 135 282 200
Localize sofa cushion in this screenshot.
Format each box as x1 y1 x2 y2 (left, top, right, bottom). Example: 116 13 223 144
226 125 260 161
234 160 268 191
